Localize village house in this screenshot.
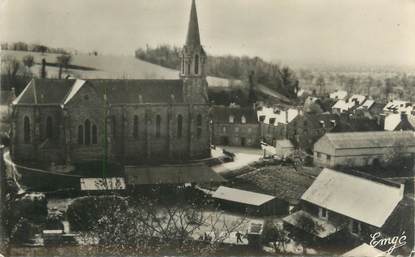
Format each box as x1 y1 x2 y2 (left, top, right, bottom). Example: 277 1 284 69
210 106 259 147
329 90 348 101
384 112 415 131
332 94 367 114
286 113 339 152
313 131 415 168
383 100 415 115
10 0 211 165
283 168 405 244
256 106 300 145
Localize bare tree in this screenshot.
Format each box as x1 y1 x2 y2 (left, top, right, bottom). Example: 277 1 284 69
2 56 21 89
56 54 72 79
74 194 248 256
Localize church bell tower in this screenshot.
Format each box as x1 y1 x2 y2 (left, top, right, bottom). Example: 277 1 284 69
181 0 208 103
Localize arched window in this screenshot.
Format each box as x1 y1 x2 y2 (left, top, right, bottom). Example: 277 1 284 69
84 119 91 145
187 61 191 75
195 54 199 74
23 116 31 143
92 125 97 144
133 115 139 139
177 115 183 138
78 125 84 144
196 114 202 138
156 115 161 138
46 116 53 138
181 57 185 74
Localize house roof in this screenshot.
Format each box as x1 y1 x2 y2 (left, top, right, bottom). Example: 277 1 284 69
124 163 225 185
342 243 386 257
283 210 342 238
359 99 375 109
210 106 257 124
13 78 184 106
301 168 404 227
322 131 415 149
13 79 75 105
332 99 355 112
257 106 299 125
212 186 275 206
275 139 294 148
329 90 348 100
237 166 316 204
80 177 126 191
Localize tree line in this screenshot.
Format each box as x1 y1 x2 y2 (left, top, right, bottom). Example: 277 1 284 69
135 44 299 99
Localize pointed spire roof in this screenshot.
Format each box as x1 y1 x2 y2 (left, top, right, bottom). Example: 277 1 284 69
186 0 201 46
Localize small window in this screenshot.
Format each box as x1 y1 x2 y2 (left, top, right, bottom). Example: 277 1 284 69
222 126 227 133
351 220 361 235
156 115 161 138
241 115 246 124
319 207 328 219
85 119 91 145
196 114 202 138
23 116 31 143
92 125 97 144
229 115 235 124
327 155 331 161
195 54 199 74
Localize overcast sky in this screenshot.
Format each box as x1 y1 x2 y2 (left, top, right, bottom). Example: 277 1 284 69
1 0 414 68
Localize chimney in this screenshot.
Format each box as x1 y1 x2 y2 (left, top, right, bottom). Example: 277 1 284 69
399 183 405 200
285 110 289 124
401 112 408 123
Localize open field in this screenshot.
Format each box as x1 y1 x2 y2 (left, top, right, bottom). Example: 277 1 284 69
1 50 238 88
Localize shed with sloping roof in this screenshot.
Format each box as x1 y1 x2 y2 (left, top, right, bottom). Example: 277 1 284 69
212 186 287 216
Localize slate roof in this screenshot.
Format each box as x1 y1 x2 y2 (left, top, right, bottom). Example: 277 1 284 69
124 163 225 185
301 168 404 227
210 106 257 124
89 79 184 104
13 78 184 106
13 79 75 105
212 186 275 206
322 131 415 149
236 166 315 204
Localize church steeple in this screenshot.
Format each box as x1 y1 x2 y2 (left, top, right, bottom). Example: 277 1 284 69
186 0 201 47
180 0 206 79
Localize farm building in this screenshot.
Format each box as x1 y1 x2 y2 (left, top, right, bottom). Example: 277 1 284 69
212 186 287 216
283 168 406 243
313 131 415 168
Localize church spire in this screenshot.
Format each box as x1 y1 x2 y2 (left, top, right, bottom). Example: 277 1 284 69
186 0 201 46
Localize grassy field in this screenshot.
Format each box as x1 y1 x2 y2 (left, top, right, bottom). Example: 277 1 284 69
1 50 239 88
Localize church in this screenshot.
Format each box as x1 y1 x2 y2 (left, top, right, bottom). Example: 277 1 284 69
10 0 211 165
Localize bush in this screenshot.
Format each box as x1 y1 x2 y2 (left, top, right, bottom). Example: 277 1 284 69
67 195 127 231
